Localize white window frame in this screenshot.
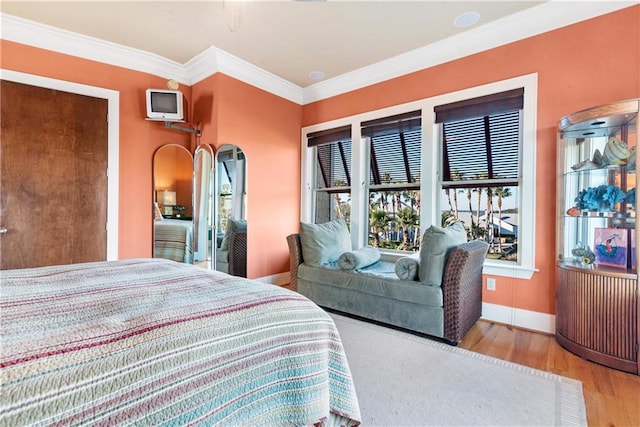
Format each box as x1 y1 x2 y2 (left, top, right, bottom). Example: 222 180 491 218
301 73 538 279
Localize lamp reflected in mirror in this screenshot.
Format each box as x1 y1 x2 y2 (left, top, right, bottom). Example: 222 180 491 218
157 190 176 216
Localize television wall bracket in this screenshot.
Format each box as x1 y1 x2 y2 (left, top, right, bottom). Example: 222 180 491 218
164 121 201 136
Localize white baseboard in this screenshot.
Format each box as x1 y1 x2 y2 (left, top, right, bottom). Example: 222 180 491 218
255 272 289 287
482 302 555 334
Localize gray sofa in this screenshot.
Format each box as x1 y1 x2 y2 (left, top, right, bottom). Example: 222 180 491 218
287 234 489 344
216 219 247 277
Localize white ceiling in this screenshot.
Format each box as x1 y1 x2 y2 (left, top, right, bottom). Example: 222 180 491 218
1 1 635 93
0 0 548 87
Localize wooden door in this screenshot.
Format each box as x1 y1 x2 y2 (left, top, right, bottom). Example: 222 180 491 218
0 80 108 269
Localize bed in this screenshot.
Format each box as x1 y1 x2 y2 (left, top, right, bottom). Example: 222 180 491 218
0 258 361 426
154 218 194 263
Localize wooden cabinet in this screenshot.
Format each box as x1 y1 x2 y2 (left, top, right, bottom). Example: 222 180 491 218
556 99 639 375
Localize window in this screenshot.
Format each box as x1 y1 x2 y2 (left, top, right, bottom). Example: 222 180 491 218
436 89 523 262
307 126 352 224
302 74 537 279
362 111 422 250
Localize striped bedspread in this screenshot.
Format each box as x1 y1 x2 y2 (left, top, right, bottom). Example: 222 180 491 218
154 219 193 263
0 258 361 426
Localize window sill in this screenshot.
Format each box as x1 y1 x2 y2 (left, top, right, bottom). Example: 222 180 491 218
379 250 537 280
482 262 537 280
379 250 415 263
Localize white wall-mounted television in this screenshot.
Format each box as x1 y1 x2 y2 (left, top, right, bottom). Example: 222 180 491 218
146 89 184 121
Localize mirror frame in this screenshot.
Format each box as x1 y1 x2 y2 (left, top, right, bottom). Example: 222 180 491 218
193 144 215 269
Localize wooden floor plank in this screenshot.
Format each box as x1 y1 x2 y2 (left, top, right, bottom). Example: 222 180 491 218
459 320 640 427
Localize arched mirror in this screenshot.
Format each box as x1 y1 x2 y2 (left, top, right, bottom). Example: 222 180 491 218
193 144 214 269
152 144 194 263
214 144 248 277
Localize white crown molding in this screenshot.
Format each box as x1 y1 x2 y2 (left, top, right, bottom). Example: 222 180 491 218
1 12 304 104
302 1 638 104
2 1 636 105
186 46 303 104
183 46 220 86
0 13 190 84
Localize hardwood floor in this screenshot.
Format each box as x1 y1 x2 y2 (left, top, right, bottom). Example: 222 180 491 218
459 320 640 427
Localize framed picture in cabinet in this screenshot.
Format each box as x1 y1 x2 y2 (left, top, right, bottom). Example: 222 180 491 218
594 227 628 268
632 229 636 270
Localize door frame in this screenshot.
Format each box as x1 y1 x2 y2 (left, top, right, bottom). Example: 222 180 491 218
1 69 119 260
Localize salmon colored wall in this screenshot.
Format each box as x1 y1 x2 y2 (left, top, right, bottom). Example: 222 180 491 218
1 40 193 258
302 6 640 315
192 74 302 279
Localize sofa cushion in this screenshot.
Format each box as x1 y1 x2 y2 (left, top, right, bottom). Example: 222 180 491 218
216 258 230 274
300 219 352 267
338 246 381 270
298 262 443 307
220 219 247 251
216 249 229 262
418 221 467 286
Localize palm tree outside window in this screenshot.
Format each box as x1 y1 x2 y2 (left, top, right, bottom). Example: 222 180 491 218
362 111 421 251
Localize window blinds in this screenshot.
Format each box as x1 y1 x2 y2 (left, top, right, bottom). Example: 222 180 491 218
308 126 352 189
361 111 421 187
437 89 523 187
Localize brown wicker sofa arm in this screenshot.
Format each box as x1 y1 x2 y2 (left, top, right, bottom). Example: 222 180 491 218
442 240 489 344
228 230 247 278
286 233 303 291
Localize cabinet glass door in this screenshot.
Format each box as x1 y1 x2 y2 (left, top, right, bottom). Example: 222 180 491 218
558 100 638 273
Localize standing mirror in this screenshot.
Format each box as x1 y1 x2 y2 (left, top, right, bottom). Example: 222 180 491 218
214 144 248 277
152 144 194 263
152 143 247 276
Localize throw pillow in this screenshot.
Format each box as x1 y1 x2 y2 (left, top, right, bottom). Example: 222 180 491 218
418 221 467 286
299 219 352 267
220 219 247 251
394 252 420 280
338 246 381 270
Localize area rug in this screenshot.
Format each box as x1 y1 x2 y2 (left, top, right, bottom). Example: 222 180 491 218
330 313 587 426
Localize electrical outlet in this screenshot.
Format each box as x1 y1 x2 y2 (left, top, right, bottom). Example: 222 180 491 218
486 278 496 291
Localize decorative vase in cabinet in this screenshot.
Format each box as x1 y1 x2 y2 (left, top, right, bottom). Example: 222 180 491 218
556 99 639 375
